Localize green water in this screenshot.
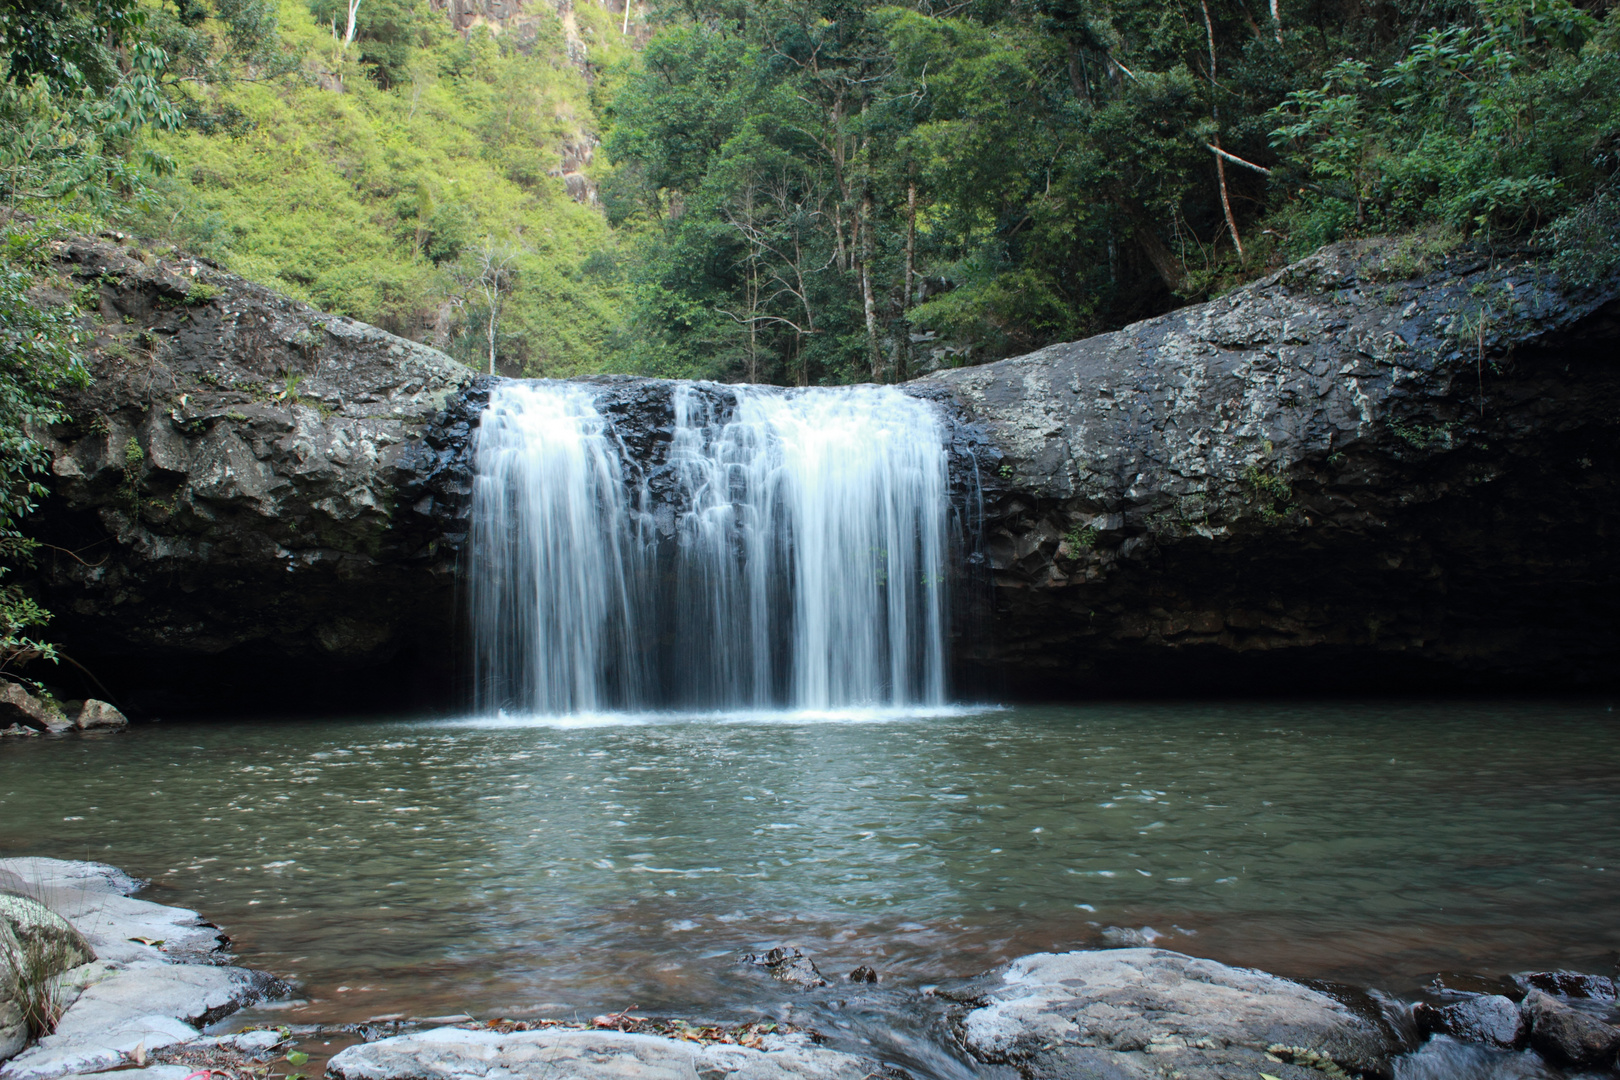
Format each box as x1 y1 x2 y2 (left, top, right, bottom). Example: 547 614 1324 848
2 701 1616 1027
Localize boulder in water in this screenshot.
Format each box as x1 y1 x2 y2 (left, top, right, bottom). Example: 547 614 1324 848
1413 994 1526 1050
1513 971 1617 1003
72 701 126 730
744 948 828 990
1521 989 1620 1069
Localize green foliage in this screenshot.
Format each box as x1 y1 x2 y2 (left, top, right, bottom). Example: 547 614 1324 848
1273 1 1620 241
131 0 638 375
120 434 143 511
0 0 145 91
1064 523 1099 553
0 224 89 682
597 0 1620 383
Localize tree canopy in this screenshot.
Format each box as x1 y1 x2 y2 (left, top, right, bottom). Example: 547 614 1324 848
597 0 1620 384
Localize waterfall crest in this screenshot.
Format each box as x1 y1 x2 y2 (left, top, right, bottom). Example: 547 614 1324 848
468 380 950 715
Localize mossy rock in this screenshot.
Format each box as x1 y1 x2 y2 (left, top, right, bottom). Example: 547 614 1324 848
0 892 95 1062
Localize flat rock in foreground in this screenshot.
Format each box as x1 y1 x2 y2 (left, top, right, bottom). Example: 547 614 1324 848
955 948 1400 1079
0 859 279 1080
327 1026 874 1080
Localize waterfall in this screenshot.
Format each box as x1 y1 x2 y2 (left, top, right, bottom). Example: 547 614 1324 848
467 383 644 714
468 380 950 715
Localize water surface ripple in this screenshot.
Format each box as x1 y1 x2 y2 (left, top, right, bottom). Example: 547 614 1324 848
3 701 1616 1036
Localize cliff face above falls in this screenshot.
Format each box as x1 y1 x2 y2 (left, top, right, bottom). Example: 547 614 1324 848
925 239 1620 695
21 234 1620 714
25 236 481 715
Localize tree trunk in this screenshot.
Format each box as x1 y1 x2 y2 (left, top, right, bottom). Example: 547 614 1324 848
1201 0 1245 263
898 182 916 383
859 192 880 382
746 259 759 383
344 0 360 47
1132 219 1190 293
486 298 497 375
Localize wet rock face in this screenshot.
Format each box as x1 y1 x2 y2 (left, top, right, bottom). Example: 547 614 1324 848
1413 995 1526 1051
922 240 1620 695
27 235 1620 713
1521 990 1620 1069
28 238 477 715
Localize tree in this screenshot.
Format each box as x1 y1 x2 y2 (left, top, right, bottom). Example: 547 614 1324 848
466 237 520 375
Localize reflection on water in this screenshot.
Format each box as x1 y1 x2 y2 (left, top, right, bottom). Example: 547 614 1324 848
1 701 1617 1032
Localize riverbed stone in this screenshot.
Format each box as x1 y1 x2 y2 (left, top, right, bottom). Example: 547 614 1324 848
327 1026 874 1080
1413 994 1525 1050
1522 989 1620 1068
745 949 827 990
53 1067 193 1080
954 949 1400 1080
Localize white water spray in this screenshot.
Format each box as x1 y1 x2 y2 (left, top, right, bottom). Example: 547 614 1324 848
467 383 643 714
468 380 951 715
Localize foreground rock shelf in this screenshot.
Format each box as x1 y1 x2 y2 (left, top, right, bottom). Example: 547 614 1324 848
0 858 280 1080
5 859 1619 1080
326 1027 872 1080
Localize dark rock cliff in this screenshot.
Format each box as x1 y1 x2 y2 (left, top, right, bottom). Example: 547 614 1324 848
26 236 479 715
22 236 1620 714
923 239 1620 696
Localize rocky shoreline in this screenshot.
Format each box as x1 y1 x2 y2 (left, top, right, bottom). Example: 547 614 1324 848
3 858 1618 1080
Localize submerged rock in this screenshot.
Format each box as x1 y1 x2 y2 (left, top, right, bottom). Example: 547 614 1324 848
1413 994 1526 1050
744 948 828 990
326 1025 873 1080
952 948 1400 1080
1394 1035 1559 1080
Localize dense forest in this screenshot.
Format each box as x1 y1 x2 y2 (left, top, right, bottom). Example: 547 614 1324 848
3 0 1618 383
2 0 1619 677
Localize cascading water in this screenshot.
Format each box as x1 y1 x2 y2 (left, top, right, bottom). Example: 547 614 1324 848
467 379 952 715
466 383 645 714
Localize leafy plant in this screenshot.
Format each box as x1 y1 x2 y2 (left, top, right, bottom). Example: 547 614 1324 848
0 231 88 683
